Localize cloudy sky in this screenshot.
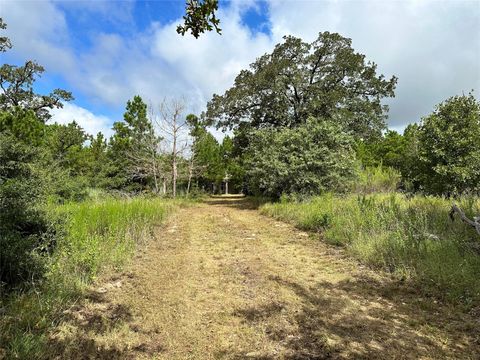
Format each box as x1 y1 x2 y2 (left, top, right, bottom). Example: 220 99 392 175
1 0 479 137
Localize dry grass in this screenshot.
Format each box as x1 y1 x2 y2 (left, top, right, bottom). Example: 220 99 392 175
47 198 479 359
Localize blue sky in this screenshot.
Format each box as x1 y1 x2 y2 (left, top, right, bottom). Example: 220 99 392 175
1 0 479 138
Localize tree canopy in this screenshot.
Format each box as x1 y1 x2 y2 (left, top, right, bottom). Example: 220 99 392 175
416 93 480 195
207 32 397 140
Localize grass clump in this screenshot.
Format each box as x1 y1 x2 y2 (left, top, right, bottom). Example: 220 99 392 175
261 193 480 304
353 165 401 193
0 197 183 359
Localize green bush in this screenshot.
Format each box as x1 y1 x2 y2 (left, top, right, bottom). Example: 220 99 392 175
0 134 50 287
246 118 356 198
261 193 480 304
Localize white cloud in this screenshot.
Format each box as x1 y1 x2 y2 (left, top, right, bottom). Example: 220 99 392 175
1 0 479 133
1 0 75 74
266 0 480 127
149 5 272 106
49 103 113 138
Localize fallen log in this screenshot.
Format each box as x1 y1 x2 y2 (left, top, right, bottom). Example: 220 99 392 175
449 204 480 235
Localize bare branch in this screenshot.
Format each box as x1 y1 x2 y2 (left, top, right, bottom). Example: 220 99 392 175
449 204 480 236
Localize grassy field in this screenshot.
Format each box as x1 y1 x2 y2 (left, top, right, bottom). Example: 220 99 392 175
260 193 480 305
0 196 184 359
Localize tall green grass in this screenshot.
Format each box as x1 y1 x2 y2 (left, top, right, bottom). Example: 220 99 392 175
261 193 480 304
1 197 183 359
353 165 401 193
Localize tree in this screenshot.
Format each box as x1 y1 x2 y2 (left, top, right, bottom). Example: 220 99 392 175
0 18 73 122
156 98 188 197
44 121 90 175
0 61 73 121
87 132 108 187
416 93 480 195
186 113 226 194
0 132 49 285
0 107 45 144
107 96 159 192
0 19 72 285
127 105 163 194
356 130 406 168
219 136 244 194
400 123 421 190
246 117 356 198
177 0 221 38
207 32 397 140
185 114 205 195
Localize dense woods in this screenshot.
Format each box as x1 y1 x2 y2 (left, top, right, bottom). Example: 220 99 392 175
1 13 479 358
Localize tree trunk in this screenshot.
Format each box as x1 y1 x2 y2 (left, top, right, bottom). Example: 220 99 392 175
172 135 177 198
225 181 228 195
187 175 192 195
187 166 192 196
152 159 159 194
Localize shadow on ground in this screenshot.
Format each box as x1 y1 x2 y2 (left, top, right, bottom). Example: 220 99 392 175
229 274 477 359
204 196 269 210
47 287 163 359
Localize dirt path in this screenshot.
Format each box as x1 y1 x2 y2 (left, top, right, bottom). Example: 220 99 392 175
49 198 479 359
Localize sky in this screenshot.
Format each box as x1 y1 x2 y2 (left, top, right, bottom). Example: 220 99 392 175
1 0 479 138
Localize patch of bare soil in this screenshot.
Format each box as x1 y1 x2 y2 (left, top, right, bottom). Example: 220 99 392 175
48 198 480 359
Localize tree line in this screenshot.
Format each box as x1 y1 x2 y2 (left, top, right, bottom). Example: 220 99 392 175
1 17 479 287
206 32 479 197
0 18 232 286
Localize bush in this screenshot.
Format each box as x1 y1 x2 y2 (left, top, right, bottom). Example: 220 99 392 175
0 134 50 287
416 93 480 195
246 118 356 198
261 193 480 304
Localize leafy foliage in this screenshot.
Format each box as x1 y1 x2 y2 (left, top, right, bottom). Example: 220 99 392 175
246 117 356 197
357 94 480 195
0 18 12 52
0 21 74 287
177 0 221 38
416 93 480 195
107 95 160 191
208 32 397 139
0 132 49 286
0 61 73 121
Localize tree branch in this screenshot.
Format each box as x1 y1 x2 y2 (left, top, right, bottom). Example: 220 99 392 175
449 204 480 236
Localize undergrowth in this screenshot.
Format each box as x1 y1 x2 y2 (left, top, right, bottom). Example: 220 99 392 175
261 193 480 305
0 196 185 359
353 166 401 193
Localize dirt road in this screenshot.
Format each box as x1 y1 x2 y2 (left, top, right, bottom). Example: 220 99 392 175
49 197 479 359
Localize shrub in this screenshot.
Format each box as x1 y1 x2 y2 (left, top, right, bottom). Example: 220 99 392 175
416 93 480 195
246 118 356 198
0 134 50 287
